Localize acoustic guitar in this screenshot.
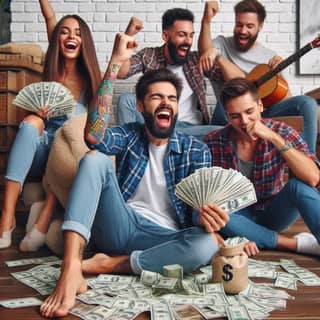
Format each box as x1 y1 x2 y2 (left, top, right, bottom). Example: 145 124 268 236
246 35 320 108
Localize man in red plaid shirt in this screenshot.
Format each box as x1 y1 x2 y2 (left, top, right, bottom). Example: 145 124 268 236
205 77 320 257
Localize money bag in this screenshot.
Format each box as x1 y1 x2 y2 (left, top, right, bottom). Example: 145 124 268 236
212 242 248 294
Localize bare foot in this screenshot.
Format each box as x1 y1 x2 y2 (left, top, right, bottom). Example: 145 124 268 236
40 260 87 318
82 253 131 274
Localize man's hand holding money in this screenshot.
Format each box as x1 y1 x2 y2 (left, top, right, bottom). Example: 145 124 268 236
198 204 229 233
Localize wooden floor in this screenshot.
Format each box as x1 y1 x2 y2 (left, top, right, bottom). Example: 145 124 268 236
0 215 320 319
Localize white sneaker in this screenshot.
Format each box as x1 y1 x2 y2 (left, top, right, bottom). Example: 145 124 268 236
295 232 320 256
19 225 46 252
0 226 15 249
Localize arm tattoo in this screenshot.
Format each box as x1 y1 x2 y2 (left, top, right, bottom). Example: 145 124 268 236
86 63 121 143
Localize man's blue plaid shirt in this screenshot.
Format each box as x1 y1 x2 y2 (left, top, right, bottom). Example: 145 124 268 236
93 122 212 228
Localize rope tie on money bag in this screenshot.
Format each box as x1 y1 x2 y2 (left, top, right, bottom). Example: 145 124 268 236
212 237 249 294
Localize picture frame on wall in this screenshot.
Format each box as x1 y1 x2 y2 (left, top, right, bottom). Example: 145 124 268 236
297 0 320 75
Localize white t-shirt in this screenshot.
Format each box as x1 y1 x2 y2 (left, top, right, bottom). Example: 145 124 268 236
167 64 203 125
127 143 179 230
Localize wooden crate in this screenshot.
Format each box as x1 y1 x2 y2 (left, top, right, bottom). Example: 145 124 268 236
0 53 43 74
0 91 30 125
0 70 17 92
0 152 8 174
0 69 43 93
0 124 18 149
0 68 42 125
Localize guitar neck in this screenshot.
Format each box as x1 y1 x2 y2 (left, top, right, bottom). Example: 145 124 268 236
255 43 313 87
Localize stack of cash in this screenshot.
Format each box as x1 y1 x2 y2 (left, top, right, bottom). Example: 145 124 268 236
13 81 76 118
3 247 320 320
175 167 257 213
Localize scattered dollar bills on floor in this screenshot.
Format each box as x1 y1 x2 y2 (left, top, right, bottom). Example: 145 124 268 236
5 237 320 319
13 81 76 118
175 167 257 213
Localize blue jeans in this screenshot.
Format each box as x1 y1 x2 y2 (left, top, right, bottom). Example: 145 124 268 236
117 93 222 141
211 96 318 154
5 121 55 186
219 179 320 249
62 152 218 274
5 112 72 187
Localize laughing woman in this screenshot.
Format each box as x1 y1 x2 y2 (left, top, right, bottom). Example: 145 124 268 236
0 0 101 250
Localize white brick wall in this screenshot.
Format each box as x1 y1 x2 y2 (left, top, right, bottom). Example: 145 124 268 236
9 0 320 123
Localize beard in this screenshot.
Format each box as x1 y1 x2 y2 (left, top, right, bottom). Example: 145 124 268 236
142 105 178 139
233 30 259 52
167 37 190 65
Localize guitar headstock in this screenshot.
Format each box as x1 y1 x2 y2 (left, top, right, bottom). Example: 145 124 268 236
311 34 320 49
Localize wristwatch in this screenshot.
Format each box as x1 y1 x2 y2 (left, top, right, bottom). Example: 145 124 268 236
277 140 293 153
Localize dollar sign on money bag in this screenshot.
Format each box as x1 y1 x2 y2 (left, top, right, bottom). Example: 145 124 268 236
222 264 233 282
212 242 248 294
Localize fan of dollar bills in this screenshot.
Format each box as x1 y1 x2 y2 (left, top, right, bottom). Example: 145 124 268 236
175 167 257 214
13 81 76 118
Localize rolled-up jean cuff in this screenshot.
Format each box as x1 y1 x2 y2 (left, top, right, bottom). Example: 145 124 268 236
61 220 91 243
130 250 143 275
272 231 278 248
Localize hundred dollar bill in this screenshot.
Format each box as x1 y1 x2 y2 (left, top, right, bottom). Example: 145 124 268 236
153 277 178 290
226 304 253 320
96 274 136 284
0 297 42 308
5 256 61 267
204 283 225 296
70 301 104 319
217 190 257 214
84 305 115 320
274 275 298 290
141 270 162 286
151 302 175 320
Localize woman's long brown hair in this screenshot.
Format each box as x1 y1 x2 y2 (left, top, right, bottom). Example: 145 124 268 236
42 14 101 105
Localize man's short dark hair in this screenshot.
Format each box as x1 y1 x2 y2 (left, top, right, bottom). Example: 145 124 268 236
162 8 194 30
136 69 183 102
234 0 266 24
220 77 259 107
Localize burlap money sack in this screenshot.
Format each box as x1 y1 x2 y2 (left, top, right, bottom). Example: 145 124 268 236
212 243 248 294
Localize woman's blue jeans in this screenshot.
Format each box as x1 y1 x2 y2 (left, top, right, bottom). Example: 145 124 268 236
212 95 318 154
62 152 218 274
5 121 54 186
117 93 222 141
219 179 320 249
